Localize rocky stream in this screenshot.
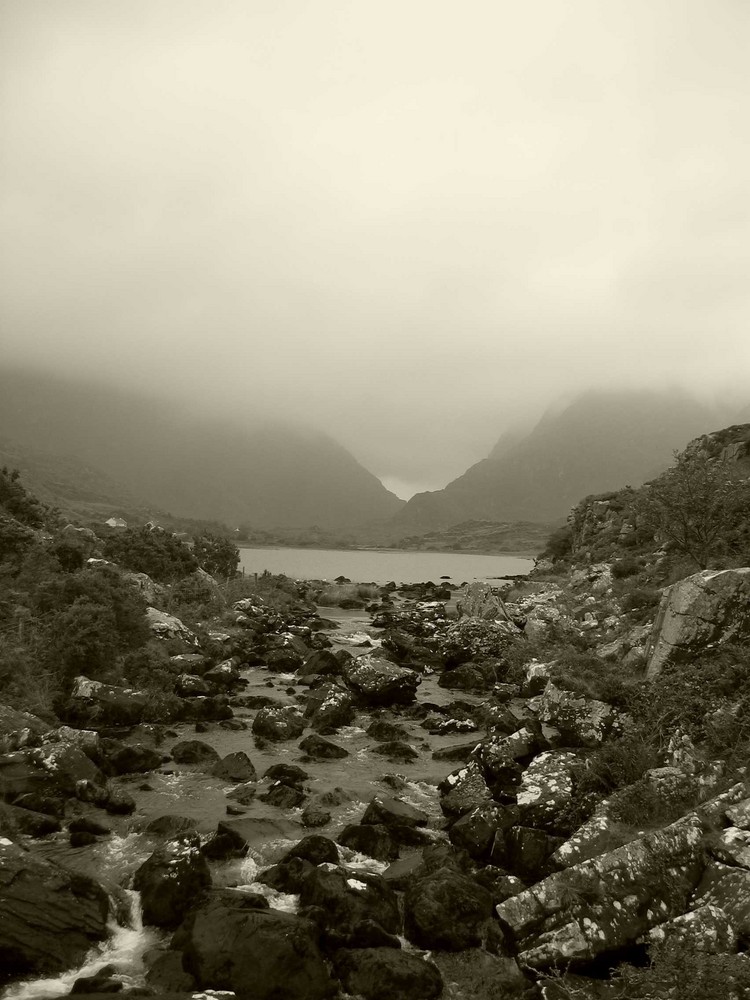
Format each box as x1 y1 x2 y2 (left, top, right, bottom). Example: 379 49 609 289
2 566 750 1000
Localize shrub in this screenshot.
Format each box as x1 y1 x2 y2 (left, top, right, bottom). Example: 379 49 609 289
192 533 239 579
543 524 573 562
101 526 198 582
611 555 640 579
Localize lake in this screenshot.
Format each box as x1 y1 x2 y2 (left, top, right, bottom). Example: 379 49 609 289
238 546 534 585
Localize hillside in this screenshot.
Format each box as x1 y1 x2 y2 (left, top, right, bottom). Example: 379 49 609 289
390 389 740 534
0 369 404 531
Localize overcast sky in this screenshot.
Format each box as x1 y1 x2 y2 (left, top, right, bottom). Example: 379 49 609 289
1 1 749 497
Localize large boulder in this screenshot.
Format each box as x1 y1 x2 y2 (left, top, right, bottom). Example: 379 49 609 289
182 894 334 1000
535 684 617 747
62 676 152 728
145 606 197 645
0 706 49 753
343 655 420 706
404 866 498 951
298 866 401 948
516 751 583 831
252 705 306 741
133 834 211 928
0 840 110 981
457 582 511 621
334 948 443 1000
495 813 705 968
646 568 750 678
304 682 356 732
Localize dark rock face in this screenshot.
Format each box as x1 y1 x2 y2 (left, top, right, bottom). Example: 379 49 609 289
404 867 498 951
282 834 340 867
182 896 334 1000
99 739 163 775
0 840 110 981
170 740 221 770
362 795 429 830
0 801 61 838
333 948 443 1000
299 733 349 760
211 750 256 782
133 834 211 928
298 867 401 949
338 824 399 862
0 705 48 753
298 649 342 678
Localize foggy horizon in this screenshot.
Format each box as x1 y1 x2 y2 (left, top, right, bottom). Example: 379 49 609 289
2 1 749 498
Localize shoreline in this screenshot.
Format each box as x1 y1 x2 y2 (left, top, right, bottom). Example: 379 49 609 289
237 542 540 560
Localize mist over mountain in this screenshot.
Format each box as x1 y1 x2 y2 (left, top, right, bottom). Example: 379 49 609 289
0 369 404 530
390 389 742 533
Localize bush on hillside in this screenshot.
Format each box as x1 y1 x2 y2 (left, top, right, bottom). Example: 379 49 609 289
0 467 49 528
630 451 750 570
101 525 198 582
192 532 240 579
543 524 573 562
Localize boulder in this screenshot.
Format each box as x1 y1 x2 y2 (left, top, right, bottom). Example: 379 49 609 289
282 835 340 867
472 727 541 783
63 676 152 728
362 795 429 830
692 860 750 937
0 705 48 753
0 801 61 838
98 739 162 775
297 649 342 678
252 706 305 741
145 606 197 645
298 866 401 948
536 684 617 747
404 866 498 951
516 751 583 831
133 834 211 927
495 813 705 968
457 582 511 621
299 734 349 760
182 895 333 1000
203 658 242 688
338 824 399 862
304 683 356 732
439 761 493 818
170 740 221 770
212 750 257 782
0 840 110 980
371 741 419 762
448 803 514 862
438 661 498 692
646 568 750 678
646 903 737 954
175 674 210 698
334 948 443 1000
343 655 420 706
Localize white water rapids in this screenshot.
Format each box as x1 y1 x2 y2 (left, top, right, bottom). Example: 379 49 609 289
1 891 161 1000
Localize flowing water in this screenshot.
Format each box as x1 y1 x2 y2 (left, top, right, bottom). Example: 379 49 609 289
5 606 492 998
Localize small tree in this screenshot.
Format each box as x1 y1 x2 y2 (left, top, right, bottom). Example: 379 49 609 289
632 451 750 570
193 533 239 580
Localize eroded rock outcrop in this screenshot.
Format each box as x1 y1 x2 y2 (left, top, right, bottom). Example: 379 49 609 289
646 568 750 678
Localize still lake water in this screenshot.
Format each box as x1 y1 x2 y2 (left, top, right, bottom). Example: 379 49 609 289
238 546 534 585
